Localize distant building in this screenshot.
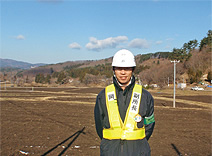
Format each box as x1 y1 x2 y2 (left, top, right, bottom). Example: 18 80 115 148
177 83 186 89
150 84 158 88
143 84 148 88
31 66 37 69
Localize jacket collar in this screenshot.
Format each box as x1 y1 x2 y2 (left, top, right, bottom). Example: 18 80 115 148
113 75 135 93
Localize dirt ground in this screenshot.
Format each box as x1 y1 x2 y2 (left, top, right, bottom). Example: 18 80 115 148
0 87 211 156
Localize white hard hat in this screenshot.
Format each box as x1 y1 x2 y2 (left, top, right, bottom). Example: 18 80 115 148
112 49 136 67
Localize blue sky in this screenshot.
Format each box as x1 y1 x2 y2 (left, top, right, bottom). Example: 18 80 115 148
1 0 211 64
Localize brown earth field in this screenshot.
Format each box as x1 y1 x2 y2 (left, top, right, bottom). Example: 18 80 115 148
0 87 211 156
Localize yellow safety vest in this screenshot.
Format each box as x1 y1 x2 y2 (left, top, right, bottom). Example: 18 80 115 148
103 84 146 140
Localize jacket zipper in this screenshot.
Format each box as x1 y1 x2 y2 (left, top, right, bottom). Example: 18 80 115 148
120 140 124 155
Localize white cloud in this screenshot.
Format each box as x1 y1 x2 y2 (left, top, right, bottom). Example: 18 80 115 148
85 36 128 51
165 45 171 49
166 38 174 41
68 42 82 49
15 35 25 40
156 40 163 44
128 38 149 49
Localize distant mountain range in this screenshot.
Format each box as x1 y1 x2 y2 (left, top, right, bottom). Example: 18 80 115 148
0 58 46 69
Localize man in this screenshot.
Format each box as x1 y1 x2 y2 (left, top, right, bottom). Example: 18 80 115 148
94 49 155 156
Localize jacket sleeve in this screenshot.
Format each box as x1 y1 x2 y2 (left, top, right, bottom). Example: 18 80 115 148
144 92 155 141
94 93 104 140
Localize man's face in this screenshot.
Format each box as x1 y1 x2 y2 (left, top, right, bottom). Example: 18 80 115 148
114 67 133 85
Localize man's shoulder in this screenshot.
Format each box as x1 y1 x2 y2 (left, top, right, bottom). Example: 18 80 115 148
141 88 153 98
97 88 106 98
97 83 115 98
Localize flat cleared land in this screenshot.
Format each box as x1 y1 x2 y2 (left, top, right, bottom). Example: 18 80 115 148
0 87 211 156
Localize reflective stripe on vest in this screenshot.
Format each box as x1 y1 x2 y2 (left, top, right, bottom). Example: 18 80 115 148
103 84 146 140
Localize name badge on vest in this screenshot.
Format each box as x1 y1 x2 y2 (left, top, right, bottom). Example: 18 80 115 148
129 92 141 113
107 91 115 101
134 114 142 122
